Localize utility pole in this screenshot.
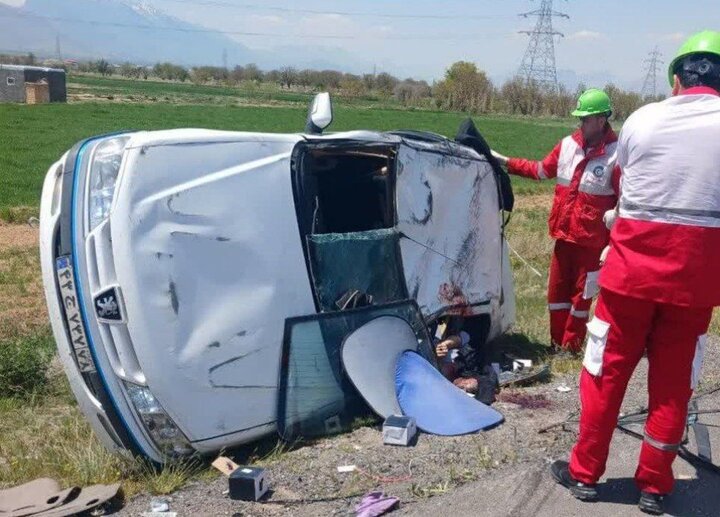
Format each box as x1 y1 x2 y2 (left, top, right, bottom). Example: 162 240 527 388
641 47 663 98
222 47 228 69
56 34 63 62
517 0 569 91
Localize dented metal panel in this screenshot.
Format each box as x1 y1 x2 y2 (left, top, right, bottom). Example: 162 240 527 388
111 131 315 444
395 143 503 318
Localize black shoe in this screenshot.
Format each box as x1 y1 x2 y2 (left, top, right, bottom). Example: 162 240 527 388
550 460 598 501
639 491 665 515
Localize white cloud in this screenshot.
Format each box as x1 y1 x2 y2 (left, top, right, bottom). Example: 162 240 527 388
568 30 604 41
660 32 685 43
246 14 288 28
0 0 25 6
297 13 355 36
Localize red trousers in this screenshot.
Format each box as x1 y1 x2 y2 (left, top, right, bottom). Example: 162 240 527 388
548 240 603 351
569 289 712 494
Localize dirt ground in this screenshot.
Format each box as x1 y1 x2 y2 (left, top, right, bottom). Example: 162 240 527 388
0 223 47 336
117 340 720 517
0 222 38 249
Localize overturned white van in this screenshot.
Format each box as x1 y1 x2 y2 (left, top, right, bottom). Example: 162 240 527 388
40 94 515 463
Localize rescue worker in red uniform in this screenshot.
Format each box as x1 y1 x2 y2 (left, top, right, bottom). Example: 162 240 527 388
492 89 621 354
550 31 720 516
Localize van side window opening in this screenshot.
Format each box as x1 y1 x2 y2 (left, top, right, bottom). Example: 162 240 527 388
306 147 396 234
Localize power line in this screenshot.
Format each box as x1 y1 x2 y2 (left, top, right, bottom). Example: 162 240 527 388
0 11 512 41
157 0 517 21
517 0 569 91
641 47 663 98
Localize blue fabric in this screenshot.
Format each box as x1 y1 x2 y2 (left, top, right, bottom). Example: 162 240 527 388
395 351 504 435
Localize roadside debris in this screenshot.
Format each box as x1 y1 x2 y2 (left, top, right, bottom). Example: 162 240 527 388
513 359 533 371
150 497 170 512
355 491 399 517
556 384 572 393
382 415 418 447
337 465 358 473
498 363 551 388
212 455 269 502
229 467 269 502
211 456 240 477
0 478 120 517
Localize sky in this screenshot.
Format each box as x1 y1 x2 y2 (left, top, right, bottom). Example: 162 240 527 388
2 0 719 89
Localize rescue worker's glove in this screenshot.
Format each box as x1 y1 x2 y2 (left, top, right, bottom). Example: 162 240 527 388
603 209 617 230
490 149 509 166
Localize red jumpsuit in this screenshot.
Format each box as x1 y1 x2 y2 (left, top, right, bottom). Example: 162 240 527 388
507 127 620 351
569 86 720 495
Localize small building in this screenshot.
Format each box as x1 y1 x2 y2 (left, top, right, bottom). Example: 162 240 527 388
0 65 67 104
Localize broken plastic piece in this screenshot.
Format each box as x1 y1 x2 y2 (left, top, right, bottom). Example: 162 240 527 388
337 465 357 473
150 498 170 512
513 359 532 371
382 415 417 446
342 316 419 418
0 478 70 516
229 466 268 502
395 351 504 435
355 491 399 517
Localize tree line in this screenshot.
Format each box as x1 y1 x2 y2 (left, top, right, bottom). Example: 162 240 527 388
1 52 663 120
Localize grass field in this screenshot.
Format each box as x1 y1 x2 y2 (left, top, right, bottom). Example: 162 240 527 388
0 75 572 214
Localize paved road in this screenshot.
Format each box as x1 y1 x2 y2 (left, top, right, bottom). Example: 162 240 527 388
404 394 720 517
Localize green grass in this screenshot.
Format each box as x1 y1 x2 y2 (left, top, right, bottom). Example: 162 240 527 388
0 101 568 212
0 331 55 397
70 74 319 104
0 371 207 495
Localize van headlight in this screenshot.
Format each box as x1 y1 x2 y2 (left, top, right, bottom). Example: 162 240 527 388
124 382 195 457
88 137 130 232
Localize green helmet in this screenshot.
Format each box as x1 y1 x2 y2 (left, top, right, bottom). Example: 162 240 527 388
668 30 720 86
571 88 612 118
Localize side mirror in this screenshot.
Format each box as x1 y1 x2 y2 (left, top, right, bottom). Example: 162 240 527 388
305 92 333 134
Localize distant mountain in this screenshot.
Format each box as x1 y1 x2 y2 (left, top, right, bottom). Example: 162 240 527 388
0 0 257 65
0 0 376 73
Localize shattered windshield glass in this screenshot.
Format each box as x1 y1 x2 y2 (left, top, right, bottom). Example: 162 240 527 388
308 229 408 312
277 300 434 441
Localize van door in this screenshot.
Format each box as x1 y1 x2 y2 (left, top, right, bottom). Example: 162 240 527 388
395 139 503 318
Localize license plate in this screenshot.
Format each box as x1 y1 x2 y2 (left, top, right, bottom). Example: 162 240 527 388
56 256 96 373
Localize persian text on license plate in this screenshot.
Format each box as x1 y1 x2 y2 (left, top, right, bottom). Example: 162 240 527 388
56 256 96 373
